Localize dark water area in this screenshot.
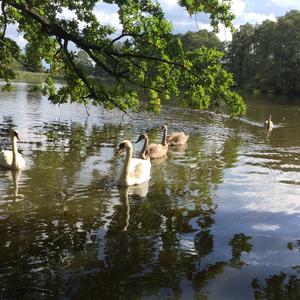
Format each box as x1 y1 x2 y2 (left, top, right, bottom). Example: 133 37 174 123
0 83 300 299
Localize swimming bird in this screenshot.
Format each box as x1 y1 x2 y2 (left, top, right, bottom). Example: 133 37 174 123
116 140 151 186
264 115 273 131
136 133 150 160
136 128 168 159
0 129 25 170
166 127 189 146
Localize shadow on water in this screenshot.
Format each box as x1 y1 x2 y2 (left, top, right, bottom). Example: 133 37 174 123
0 83 300 299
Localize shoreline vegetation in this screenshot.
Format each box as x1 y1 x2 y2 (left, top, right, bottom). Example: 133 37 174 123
1 74 299 103
12 71 60 83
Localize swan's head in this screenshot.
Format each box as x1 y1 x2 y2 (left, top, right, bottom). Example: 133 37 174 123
268 114 272 120
135 133 148 144
9 129 20 140
115 140 132 155
160 125 167 132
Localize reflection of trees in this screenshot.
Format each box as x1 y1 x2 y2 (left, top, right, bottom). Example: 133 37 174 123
221 137 241 168
0 122 122 298
11 169 23 200
287 240 300 251
0 122 252 299
229 233 252 269
191 233 253 295
251 238 300 299
252 272 300 300
0 117 17 149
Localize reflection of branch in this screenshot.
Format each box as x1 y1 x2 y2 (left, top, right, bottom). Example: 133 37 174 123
84 103 90 116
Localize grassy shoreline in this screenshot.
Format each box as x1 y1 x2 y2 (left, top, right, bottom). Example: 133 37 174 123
12 71 49 83
9 71 64 83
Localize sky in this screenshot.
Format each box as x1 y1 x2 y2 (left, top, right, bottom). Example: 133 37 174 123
4 0 300 47
154 0 278 40
159 0 300 40
92 0 300 41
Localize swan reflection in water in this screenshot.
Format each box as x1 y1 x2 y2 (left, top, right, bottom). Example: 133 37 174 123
150 155 167 166
118 181 149 231
11 169 24 201
168 143 187 155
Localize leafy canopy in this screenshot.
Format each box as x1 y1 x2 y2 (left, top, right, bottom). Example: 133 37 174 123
227 10 300 96
0 0 245 116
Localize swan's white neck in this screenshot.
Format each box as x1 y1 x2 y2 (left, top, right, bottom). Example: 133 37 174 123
267 117 272 129
120 145 133 182
11 136 18 168
12 169 21 198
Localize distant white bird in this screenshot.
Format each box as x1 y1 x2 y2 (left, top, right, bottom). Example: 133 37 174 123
264 114 273 131
116 140 151 186
0 129 25 170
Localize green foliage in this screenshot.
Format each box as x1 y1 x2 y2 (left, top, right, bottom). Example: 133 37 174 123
0 37 20 81
0 0 245 115
178 0 235 32
14 71 50 83
1 82 15 91
181 47 246 115
24 41 43 72
175 30 223 51
227 10 300 96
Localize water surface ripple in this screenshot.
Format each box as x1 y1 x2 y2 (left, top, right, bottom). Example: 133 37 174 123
0 83 300 299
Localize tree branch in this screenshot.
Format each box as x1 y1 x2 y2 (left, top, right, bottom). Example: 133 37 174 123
1 0 7 39
61 39 134 119
109 32 144 46
105 50 184 68
6 0 185 72
0 38 36 71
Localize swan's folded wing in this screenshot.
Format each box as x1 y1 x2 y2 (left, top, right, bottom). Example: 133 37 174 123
167 132 188 145
148 143 167 158
130 158 151 181
0 150 13 168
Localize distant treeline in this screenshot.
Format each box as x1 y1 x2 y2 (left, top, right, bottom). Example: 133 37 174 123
226 10 300 95
11 10 300 96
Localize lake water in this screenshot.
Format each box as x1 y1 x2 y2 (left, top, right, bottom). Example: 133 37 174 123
0 82 299 299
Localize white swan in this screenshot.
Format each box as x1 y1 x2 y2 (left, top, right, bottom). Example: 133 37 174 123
0 129 25 170
264 114 273 131
116 140 151 186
